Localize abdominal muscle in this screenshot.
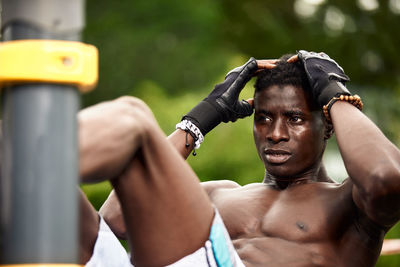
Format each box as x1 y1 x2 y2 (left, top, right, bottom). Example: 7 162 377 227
210 182 383 267
232 235 339 267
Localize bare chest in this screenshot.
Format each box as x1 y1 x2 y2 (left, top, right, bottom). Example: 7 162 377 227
210 183 353 242
209 182 383 266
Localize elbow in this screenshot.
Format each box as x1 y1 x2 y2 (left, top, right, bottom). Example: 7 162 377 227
361 165 400 205
100 209 128 240
99 192 128 240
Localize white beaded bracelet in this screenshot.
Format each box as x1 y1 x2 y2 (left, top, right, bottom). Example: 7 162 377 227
176 119 204 149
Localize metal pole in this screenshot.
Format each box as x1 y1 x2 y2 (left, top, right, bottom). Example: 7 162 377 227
0 0 84 264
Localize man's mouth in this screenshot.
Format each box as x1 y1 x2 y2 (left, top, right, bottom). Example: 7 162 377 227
264 149 292 164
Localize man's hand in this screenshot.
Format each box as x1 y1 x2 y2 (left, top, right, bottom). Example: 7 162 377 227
294 50 351 108
182 58 276 136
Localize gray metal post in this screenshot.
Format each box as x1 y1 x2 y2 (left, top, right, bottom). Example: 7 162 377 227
0 0 84 264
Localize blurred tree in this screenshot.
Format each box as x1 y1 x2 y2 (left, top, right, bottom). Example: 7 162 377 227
219 0 400 91
83 0 233 106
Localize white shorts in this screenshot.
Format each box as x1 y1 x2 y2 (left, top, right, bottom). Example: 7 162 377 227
86 209 244 267
85 216 132 267
167 208 245 267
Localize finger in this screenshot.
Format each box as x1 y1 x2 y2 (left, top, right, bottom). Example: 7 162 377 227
246 98 254 109
257 59 278 69
226 62 257 97
287 55 298 63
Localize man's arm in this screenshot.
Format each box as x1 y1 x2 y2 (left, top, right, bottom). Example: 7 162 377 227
173 58 276 158
99 58 276 237
331 101 400 228
296 50 400 229
167 129 195 159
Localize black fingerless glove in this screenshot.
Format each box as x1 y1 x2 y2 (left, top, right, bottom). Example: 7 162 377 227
297 50 351 108
182 58 257 136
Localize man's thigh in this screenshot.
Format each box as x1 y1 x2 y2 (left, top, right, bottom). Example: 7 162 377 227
110 106 214 266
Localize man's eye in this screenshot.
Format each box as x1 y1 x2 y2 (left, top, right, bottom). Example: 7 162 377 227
256 115 271 123
290 116 303 123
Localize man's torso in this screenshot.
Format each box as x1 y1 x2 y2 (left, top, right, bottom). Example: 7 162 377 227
207 180 385 267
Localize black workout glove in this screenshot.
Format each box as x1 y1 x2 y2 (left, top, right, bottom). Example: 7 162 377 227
182 58 257 136
297 50 351 108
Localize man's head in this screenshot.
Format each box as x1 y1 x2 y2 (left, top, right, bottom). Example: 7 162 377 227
254 54 313 107
253 54 332 180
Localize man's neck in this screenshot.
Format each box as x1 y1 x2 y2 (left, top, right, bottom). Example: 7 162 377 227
262 164 334 190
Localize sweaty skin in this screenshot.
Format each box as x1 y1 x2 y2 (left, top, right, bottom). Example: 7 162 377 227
205 181 375 266
100 85 400 266
200 85 386 266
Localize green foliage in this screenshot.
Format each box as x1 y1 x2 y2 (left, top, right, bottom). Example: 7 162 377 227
81 181 112 211
83 0 231 106
82 0 400 264
218 0 400 90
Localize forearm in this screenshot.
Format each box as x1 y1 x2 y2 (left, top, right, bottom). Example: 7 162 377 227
99 190 127 239
167 129 195 159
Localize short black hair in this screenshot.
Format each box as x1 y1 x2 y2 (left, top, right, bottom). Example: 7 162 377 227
254 54 311 94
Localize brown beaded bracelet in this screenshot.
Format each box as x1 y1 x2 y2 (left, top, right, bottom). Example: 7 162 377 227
322 94 363 122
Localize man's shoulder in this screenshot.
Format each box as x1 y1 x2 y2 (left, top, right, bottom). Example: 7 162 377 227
201 180 241 196
201 180 267 197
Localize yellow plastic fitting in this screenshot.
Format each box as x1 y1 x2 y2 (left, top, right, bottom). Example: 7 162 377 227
0 40 98 92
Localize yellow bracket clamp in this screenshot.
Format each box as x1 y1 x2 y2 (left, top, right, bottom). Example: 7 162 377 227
0 40 98 93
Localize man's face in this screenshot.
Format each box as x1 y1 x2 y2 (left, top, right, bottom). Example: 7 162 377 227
253 85 326 179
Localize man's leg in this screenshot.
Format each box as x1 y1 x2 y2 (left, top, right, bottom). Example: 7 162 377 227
78 190 100 264
78 96 144 264
81 97 214 266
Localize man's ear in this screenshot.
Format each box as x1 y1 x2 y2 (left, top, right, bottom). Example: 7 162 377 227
324 121 334 140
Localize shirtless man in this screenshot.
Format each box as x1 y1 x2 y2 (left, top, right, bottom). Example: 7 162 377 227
97 51 400 266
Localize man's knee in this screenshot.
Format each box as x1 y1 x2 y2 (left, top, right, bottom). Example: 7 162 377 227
78 95 158 182
114 96 154 117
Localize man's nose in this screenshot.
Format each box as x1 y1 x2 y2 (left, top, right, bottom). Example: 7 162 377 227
267 118 289 143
